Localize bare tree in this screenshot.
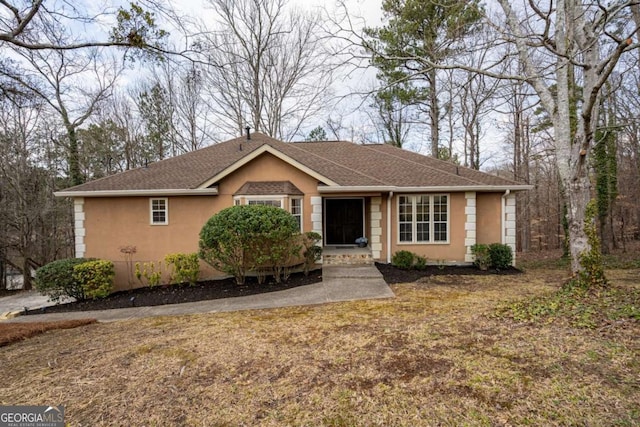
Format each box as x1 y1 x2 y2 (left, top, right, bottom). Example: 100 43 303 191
371 84 414 147
359 0 640 280
0 93 72 288
147 61 217 153
494 1 640 278
101 91 148 171
199 0 334 140
1 42 124 185
0 1 169 53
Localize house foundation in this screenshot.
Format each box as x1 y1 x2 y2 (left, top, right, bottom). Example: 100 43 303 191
322 246 374 265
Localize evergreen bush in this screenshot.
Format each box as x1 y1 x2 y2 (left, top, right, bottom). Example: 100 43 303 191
35 258 92 302
471 244 491 270
392 250 415 269
302 232 322 276
72 259 115 299
35 257 114 301
199 205 300 285
488 243 513 270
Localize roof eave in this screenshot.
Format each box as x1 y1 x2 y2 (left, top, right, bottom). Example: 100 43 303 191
318 185 533 193
54 188 219 198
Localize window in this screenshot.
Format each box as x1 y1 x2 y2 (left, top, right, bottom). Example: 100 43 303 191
150 198 168 225
247 199 282 207
398 194 448 243
290 197 303 231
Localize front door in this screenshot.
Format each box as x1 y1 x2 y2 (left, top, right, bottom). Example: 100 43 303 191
324 198 364 245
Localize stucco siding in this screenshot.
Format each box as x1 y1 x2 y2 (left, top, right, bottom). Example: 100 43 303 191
476 193 502 244
80 152 510 289
83 152 323 290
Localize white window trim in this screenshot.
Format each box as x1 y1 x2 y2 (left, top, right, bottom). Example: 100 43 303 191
290 196 303 232
397 194 450 245
150 197 169 225
234 195 286 207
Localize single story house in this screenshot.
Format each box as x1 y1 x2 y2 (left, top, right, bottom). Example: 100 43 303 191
56 132 530 290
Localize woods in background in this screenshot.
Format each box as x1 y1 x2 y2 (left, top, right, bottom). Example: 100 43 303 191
1 0 640 288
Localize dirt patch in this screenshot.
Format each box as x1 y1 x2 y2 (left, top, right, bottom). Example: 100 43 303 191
0 319 97 347
29 271 322 315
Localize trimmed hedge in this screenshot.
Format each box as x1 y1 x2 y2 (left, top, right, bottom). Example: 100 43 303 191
72 259 115 299
35 258 114 302
199 204 301 285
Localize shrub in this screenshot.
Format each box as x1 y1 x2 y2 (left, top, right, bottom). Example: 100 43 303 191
392 250 415 270
471 244 491 270
488 243 513 270
35 258 113 301
165 253 200 285
199 205 300 285
135 261 163 287
302 231 322 276
35 258 92 302
414 255 427 270
72 260 115 299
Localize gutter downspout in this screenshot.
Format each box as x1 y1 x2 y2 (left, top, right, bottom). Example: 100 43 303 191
501 190 510 244
387 191 393 263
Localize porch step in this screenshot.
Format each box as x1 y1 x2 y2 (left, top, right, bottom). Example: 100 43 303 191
322 247 374 266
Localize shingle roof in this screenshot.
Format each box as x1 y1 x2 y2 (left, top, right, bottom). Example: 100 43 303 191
235 181 304 196
59 132 525 193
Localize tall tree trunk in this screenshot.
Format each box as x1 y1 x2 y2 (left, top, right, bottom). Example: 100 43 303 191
66 125 83 186
22 257 32 290
563 143 592 273
427 67 439 158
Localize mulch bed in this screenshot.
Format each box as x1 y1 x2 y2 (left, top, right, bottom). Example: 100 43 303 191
28 271 323 315
24 263 520 315
376 262 522 284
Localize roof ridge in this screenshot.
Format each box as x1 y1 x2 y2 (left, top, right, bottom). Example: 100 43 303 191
273 140 388 186
361 144 484 186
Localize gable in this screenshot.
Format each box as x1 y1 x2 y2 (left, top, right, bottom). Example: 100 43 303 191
197 144 338 188
215 152 323 197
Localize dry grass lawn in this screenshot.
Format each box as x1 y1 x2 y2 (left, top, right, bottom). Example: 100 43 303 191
0 268 638 426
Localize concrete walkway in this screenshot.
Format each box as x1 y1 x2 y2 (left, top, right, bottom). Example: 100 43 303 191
1 265 394 323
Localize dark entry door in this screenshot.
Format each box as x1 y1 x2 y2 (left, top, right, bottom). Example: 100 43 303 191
325 198 364 245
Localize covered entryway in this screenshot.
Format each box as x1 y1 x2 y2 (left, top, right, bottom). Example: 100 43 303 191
324 198 364 246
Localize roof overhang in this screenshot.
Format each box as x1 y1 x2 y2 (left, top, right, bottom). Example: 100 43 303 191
54 188 219 198
197 144 338 188
318 185 534 193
